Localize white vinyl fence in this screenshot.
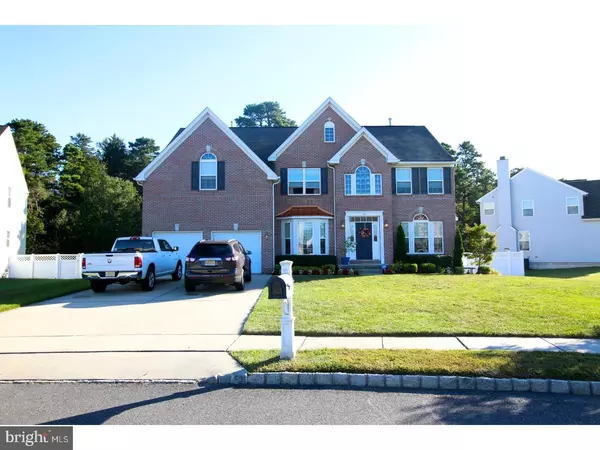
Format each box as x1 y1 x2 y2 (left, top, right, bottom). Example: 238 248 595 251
8 254 83 279
463 251 525 276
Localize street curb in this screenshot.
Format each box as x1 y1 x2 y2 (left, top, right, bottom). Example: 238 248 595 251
213 372 600 396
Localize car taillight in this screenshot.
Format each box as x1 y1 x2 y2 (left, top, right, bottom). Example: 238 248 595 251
82 257 86 269
224 256 238 262
186 257 197 263
134 256 142 268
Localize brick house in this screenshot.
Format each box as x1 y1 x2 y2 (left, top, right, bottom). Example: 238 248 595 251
135 98 456 274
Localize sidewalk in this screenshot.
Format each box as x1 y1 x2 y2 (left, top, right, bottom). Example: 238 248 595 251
2 335 599 381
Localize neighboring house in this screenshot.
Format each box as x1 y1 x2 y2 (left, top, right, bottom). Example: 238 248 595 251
0 125 28 275
478 157 600 269
135 98 456 273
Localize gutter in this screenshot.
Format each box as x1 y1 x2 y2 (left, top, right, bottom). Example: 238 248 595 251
327 163 337 257
272 177 281 270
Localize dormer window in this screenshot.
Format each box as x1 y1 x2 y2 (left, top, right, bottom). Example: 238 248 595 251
324 120 335 143
200 152 217 190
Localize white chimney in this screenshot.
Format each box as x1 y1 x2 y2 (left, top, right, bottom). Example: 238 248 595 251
496 156 517 251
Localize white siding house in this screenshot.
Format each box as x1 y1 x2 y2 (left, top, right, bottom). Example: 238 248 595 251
478 157 600 269
0 125 28 275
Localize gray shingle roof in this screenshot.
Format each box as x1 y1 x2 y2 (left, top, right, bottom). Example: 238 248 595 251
167 125 453 164
0 125 8 136
563 179 600 219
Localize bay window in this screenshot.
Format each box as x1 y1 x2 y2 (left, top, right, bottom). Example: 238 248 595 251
401 214 444 254
281 218 330 255
288 168 321 195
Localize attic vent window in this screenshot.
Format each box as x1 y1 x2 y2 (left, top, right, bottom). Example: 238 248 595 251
324 120 335 143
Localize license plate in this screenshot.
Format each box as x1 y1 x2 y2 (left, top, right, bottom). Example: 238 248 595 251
204 260 217 266
105 271 116 277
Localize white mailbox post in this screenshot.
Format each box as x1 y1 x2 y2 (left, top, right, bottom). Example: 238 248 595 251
267 260 296 360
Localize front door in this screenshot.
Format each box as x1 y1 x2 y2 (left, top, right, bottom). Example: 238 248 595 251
355 222 373 260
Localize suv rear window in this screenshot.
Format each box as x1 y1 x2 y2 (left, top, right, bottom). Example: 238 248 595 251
189 244 232 258
113 239 156 253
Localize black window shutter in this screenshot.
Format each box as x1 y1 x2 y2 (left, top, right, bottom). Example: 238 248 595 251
321 168 328 194
420 168 428 194
191 161 199 190
443 167 452 194
217 161 225 190
280 168 288 195
391 168 397 194
411 168 420 194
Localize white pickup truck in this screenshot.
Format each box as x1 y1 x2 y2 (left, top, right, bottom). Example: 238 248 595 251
82 237 183 293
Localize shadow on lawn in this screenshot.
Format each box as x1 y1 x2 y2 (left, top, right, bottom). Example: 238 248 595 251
525 267 600 279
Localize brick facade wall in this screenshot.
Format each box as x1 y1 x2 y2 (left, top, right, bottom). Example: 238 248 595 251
142 118 275 273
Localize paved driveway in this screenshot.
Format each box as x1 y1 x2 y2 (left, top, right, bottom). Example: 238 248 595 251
0 276 270 379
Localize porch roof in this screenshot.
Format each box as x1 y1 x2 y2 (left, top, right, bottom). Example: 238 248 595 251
276 206 334 218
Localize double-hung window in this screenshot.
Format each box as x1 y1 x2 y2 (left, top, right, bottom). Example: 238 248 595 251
344 166 382 195
288 168 321 195
324 121 335 143
484 202 495 216
427 168 443 194
566 197 580 215
402 215 444 254
518 231 530 251
200 153 217 190
522 200 534 217
395 168 412 194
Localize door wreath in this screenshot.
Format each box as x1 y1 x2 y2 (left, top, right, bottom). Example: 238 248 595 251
359 227 372 239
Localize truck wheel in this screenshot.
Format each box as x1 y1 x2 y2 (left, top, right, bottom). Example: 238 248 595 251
90 280 107 293
142 266 156 291
234 271 245 291
244 267 252 282
184 280 196 292
172 262 183 281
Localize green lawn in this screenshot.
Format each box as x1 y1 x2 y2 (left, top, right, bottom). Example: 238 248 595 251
244 269 600 337
0 278 89 312
232 348 600 381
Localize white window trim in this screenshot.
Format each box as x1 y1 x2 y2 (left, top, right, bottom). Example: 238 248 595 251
518 230 531 251
344 168 382 196
6 231 10 248
199 153 217 191
395 168 412 195
324 121 335 143
404 219 444 255
7 187 11 209
566 197 580 215
427 168 444 194
281 218 330 255
484 202 495 216
522 200 534 217
288 168 321 196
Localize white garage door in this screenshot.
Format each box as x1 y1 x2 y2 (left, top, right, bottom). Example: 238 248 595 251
152 231 203 258
211 231 262 273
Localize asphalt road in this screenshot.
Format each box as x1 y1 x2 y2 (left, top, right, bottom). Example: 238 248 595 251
2 383 600 425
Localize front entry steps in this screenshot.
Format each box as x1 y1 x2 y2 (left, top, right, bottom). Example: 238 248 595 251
340 260 382 275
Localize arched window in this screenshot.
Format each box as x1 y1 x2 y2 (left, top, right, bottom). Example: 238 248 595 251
355 166 371 195
324 120 335 143
413 213 429 221
200 152 217 190
405 213 443 254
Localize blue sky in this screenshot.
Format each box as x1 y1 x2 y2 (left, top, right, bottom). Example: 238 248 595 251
0 25 598 179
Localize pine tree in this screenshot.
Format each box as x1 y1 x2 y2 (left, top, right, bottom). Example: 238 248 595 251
394 224 408 263
453 229 464 268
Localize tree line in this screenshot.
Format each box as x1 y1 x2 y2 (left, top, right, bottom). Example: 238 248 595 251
6 102 497 256
8 119 158 254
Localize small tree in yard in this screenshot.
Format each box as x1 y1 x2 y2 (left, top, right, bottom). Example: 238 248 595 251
463 224 497 270
453 229 465 268
394 225 408 262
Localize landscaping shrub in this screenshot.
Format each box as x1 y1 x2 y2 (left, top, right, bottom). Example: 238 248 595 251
453 266 465 275
394 225 408 263
405 254 453 269
402 263 418 273
354 270 360 276
311 269 320 275
391 262 403 274
276 255 336 267
348 268 355 275
322 264 336 273
419 263 437 274
478 266 491 274
342 268 349 275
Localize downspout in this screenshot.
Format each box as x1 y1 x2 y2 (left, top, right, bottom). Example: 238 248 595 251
327 163 336 256
272 177 280 271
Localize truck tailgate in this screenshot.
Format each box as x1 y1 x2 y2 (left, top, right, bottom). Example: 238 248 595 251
84 254 137 273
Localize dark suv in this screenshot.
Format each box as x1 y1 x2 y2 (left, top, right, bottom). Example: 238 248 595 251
184 239 252 292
